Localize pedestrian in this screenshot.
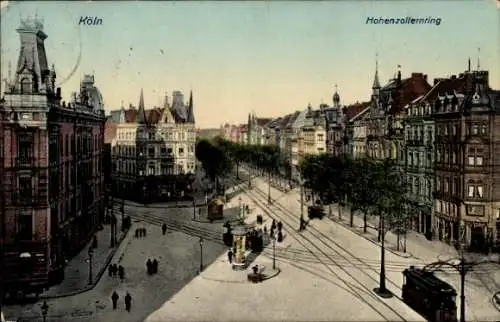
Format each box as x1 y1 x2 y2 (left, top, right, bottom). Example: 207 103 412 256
228 249 233 264
143 228 147 237
277 230 283 243
108 264 113 277
146 259 152 275
118 265 124 281
270 227 274 238
111 291 119 310
271 219 276 230
124 292 132 312
162 223 167 235
263 226 267 234
135 229 139 238
277 221 282 231
111 264 117 277
152 259 158 274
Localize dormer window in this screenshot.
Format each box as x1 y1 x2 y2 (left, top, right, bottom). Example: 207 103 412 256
481 123 487 135
472 124 479 135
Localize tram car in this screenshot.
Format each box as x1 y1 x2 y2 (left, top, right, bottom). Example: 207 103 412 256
402 266 458 322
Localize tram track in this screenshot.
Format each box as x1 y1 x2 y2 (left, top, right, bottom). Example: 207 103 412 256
234 177 416 322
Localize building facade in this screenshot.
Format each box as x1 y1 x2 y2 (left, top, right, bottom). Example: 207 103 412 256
111 90 196 203
246 113 272 145
433 68 500 250
0 18 106 295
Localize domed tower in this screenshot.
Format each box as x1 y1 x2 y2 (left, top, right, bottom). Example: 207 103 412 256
332 84 341 109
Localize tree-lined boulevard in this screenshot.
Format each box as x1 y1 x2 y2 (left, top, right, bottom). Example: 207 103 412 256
194 136 500 321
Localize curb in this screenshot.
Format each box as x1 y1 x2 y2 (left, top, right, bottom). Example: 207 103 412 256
39 228 131 300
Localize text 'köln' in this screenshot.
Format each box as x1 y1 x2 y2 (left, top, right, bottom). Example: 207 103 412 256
79 16 103 26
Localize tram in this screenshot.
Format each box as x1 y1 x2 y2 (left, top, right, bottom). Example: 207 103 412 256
402 266 458 322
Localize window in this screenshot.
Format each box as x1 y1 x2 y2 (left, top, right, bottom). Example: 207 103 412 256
179 148 184 154
167 147 172 154
477 186 483 198
468 185 474 197
468 148 484 166
17 211 33 240
19 177 33 202
452 152 456 164
452 125 457 136
481 124 487 135
17 134 33 163
444 178 449 193
148 147 155 158
473 124 479 135
148 164 155 175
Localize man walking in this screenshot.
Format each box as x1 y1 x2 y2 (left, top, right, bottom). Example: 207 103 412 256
227 249 233 264
124 292 132 312
118 265 125 281
162 223 167 235
111 291 119 310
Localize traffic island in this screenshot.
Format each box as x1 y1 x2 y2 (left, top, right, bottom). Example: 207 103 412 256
247 264 280 283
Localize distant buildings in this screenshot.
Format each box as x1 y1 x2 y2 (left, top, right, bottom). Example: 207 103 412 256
220 59 500 251
0 18 106 295
108 90 196 203
197 128 222 140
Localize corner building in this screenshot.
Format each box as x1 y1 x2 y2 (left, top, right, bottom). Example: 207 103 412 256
0 18 106 296
111 90 197 203
433 68 500 250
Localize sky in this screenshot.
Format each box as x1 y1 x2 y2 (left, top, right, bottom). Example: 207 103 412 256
1 0 499 128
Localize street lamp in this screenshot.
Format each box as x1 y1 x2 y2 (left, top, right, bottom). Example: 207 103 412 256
88 247 94 285
374 212 392 298
238 196 242 219
41 300 49 322
271 231 277 270
120 186 125 231
192 197 196 221
199 237 204 273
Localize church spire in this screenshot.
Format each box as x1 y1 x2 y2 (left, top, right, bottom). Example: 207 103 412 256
137 88 147 124
372 53 381 89
186 90 195 123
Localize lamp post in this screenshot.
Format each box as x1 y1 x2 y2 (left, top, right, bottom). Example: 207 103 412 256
41 300 49 322
120 186 125 231
238 196 242 219
424 255 499 322
267 170 272 205
87 247 94 285
198 237 204 273
271 231 277 270
110 213 116 248
374 212 392 298
192 197 196 220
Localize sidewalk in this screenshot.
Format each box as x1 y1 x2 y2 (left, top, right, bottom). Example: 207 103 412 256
39 223 129 299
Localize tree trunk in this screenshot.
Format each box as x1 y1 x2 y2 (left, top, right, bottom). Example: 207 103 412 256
338 203 341 220
363 212 367 233
329 204 332 217
236 162 239 180
350 207 354 227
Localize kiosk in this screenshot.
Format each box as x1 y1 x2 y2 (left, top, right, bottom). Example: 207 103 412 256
232 225 249 270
